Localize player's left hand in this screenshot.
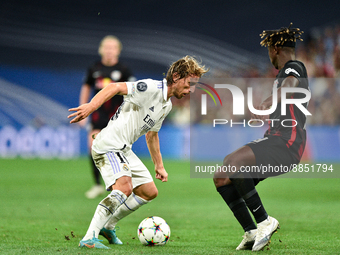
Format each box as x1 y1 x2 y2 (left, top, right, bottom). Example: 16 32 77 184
155 168 168 182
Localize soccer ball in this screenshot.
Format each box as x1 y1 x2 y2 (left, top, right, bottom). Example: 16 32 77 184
137 216 171 246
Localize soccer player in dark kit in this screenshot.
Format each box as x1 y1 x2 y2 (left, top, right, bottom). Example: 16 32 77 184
213 23 310 251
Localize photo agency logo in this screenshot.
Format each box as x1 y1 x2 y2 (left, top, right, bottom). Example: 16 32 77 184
196 82 222 114
199 82 311 128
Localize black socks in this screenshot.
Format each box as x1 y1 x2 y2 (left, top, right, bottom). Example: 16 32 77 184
217 184 256 231
230 172 268 223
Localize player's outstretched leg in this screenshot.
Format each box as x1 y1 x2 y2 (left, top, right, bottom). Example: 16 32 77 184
101 192 151 244
252 216 280 251
214 180 258 250
214 147 260 250
79 189 127 249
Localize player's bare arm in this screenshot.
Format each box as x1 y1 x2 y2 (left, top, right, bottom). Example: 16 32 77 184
68 82 128 123
251 76 299 120
145 131 168 182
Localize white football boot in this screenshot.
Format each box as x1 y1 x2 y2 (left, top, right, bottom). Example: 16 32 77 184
252 216 280 251
236 229 257 250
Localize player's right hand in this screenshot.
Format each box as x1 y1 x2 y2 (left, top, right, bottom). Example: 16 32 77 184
68 103 93 123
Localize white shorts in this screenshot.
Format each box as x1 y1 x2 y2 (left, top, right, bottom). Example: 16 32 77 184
91 149 153 191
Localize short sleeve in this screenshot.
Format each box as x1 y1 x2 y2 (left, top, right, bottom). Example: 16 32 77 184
124 79 159 106
125 82 136 96
282 61 305 79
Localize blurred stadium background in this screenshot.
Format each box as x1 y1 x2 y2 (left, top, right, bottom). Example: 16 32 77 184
0 0 340 162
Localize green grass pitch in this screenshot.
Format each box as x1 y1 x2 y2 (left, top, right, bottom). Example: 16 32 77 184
0 158 339 254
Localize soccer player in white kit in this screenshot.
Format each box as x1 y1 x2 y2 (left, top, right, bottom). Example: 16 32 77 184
68 56 208 249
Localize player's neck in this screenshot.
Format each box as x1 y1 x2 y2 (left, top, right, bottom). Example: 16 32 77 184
167 85 173 100
101 57 118 66
278 54 295 70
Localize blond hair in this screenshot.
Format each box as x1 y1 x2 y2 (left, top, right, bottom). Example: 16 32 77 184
166 56 209 84
98 35 123 56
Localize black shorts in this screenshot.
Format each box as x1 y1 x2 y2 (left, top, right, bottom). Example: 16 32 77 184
246 136 300 181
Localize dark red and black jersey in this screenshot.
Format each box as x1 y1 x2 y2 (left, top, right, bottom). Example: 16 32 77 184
264 60 310 160
84 61 135 129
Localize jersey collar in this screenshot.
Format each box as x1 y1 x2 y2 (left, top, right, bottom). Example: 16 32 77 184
162 79 168 101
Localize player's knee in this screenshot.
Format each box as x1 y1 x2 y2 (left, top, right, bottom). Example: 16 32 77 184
134 182 158 201
112 176 133 197
213 176 231 188
213 170 226 182
213 164 232 187
214 154 238 184
148 187 158 200
213 177 223 188
143 185 158 200
114 185 132 197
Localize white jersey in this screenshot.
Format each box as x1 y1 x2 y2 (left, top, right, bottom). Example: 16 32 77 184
92 79 172 154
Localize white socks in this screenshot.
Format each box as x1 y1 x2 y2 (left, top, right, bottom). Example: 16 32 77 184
104 193 150 230
83 190 127 240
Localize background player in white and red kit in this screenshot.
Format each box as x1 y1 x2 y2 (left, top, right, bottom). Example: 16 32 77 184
79 35 136 199
213 24 310 251
69 56 208 249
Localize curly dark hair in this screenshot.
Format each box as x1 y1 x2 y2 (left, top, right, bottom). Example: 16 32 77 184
260 23 304 48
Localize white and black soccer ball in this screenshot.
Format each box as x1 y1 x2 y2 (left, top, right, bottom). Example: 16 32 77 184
137 216 170 246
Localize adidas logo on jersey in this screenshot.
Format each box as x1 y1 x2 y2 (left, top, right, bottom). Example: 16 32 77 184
149 106 154 112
